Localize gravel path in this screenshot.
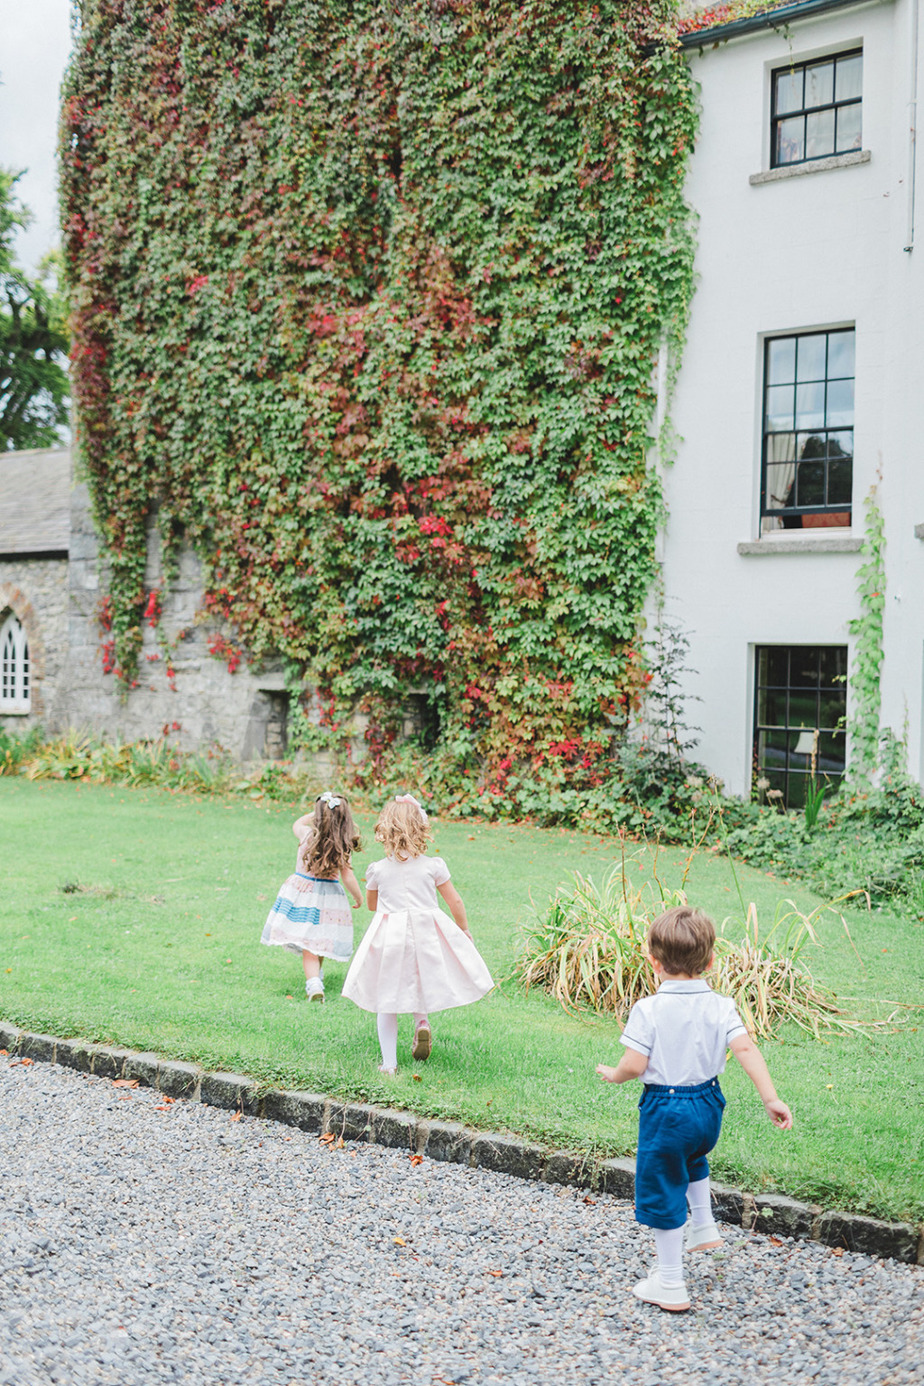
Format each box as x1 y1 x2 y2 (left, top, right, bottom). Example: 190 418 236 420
1 1055 921 1386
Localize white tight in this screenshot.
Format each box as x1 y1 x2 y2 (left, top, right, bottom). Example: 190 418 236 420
652 1178 713 1287
375 1012 429 1070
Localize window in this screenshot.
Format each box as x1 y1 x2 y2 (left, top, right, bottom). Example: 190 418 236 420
754 646 847 808
771 51 862 168
761 328 854 534
1 614 30 713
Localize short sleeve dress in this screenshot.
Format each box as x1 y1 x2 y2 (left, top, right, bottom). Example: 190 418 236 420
260 826 354 962
341 854 493 1014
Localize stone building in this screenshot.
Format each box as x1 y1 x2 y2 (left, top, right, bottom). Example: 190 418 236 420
0 447 292 760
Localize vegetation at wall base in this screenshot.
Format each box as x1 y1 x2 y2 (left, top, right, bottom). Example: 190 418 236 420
62 0 698 802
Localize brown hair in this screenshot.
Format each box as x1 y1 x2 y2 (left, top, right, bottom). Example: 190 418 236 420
300 794 361 878
374 797 432 859
647 906 715 978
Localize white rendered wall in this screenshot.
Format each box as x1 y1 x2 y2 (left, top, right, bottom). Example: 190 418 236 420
662 0 924 795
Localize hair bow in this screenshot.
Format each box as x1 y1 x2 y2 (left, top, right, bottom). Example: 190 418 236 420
395 793 428 822
317 791 342 809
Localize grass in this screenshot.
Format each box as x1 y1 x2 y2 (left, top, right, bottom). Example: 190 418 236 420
1 777 922 1223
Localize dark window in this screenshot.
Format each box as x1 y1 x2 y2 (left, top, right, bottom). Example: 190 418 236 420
761 328 854 535
754 645 847 808
772 51 862 168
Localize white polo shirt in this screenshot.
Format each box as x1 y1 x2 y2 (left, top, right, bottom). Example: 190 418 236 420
620 979 748 1087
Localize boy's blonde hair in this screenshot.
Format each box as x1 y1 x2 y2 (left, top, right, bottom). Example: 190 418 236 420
375 798 431 858
648 906 715 978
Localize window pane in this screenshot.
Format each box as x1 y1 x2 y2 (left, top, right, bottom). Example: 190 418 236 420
796 334 827 381
796 381 825 429
836 53 863 102
836 102 862 152
774 67 804 114
827 429 853 458
758 689 788 726
796 460 825 506
798 431 827 460
786 773 810 809
818 731 847 774
828 457 853 504
776 116 804 165
818 646 848 683
759 647 790 687
765 384 795 430
765 462 795 510
806 108 836 159
826 377 854 427
767 336 796 384
827 330 855 378
817 689 846 729
760 728 791 764
805 61 834 109
790 650 821 689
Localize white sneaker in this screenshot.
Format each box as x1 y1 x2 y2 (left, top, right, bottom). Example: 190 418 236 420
686 1220 723 1251
305 977 325 1002
632 1269 691 1312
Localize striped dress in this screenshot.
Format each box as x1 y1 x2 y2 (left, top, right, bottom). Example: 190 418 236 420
260 830 354 961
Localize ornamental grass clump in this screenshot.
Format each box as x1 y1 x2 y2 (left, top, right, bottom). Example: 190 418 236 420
517 864 864 1039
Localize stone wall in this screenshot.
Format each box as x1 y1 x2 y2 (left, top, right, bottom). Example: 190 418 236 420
0 558 69 732
50 483 300 762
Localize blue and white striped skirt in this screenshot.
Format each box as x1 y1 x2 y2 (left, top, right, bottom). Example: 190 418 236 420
260 873 354 961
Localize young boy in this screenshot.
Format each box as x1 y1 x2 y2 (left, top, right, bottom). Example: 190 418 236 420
597 905 792 1312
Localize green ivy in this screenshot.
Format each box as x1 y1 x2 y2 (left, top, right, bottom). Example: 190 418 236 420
61 0 698 793
847 486 885 790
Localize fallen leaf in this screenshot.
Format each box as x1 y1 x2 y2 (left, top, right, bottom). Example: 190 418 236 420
487 1269 503 1278
409 1154 424 1166
831 1246 845 1257
412 1073 423 1083
393 1236 407 1247
118 1093 133 1101
319 1133 336 1145
113 1079 139 1089
769 1236 783 1246
582 1196 596 1206
154 1105 172 1112
336 1136 345 1149
230 1110 242 1122
19 1058 33 1067
0 1049 7 1056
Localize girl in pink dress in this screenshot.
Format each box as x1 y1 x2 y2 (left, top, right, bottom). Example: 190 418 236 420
342 794 493 1073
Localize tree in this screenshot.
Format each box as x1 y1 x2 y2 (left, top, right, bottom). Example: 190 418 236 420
0 169 70 452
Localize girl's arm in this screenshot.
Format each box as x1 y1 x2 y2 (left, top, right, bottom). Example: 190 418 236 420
437 881 471 935
292 813 313 840
730 1033 793 1128
596 1049 649 1084
339 864 362 908
366 886 378 912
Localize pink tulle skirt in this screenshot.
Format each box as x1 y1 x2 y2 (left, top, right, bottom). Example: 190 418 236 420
341 908 494 1014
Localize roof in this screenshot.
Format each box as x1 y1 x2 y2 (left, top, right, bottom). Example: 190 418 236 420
0 447 72 557
678 0 871 44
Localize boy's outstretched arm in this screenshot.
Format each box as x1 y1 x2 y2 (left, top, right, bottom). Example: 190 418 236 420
596 1049 649 1084
730 1033 793 1128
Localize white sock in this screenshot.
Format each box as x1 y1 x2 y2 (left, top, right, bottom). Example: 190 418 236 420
376 1012 398 1070
653 1226 685 1287
687 1177 713 1225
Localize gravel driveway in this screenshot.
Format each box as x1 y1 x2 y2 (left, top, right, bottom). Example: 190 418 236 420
0 1055 921 1386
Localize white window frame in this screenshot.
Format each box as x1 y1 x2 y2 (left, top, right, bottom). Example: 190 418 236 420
1 613 30 714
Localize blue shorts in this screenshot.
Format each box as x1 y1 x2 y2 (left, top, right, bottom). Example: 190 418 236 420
635 1079 725 1230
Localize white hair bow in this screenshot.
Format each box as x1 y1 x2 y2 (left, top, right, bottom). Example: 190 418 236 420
317 791 342 809
395 793 428 822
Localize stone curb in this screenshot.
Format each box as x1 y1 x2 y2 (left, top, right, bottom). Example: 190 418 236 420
3 1021 922 1267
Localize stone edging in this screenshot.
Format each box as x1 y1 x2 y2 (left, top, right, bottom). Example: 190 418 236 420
3 1020 922 1267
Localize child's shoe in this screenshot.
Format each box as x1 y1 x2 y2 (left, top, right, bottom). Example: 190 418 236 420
412 1020 432 1061
632 1269 691 1313
378 1064 398 1078
685 1220 723 1251
305 977 325 1002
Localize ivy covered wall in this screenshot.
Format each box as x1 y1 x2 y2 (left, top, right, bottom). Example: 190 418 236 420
61 0 698 803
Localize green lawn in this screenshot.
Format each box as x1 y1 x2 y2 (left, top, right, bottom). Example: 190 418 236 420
1 777 922 1222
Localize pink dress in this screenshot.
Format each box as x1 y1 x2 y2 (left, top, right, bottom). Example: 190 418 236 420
341 854 493 1014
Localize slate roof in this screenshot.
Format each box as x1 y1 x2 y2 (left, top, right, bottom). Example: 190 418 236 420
0 448 71 557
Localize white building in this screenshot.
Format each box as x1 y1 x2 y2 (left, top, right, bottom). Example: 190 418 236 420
663 0 923 803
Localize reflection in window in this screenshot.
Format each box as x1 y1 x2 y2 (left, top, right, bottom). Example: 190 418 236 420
761 328 854 535
772 51 862 168
754 646 847 808
1 614 30 712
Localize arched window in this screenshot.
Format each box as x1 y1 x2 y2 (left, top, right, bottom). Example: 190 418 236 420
1 614 30 713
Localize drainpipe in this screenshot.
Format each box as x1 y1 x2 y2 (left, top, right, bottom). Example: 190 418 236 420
906 0 919 252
